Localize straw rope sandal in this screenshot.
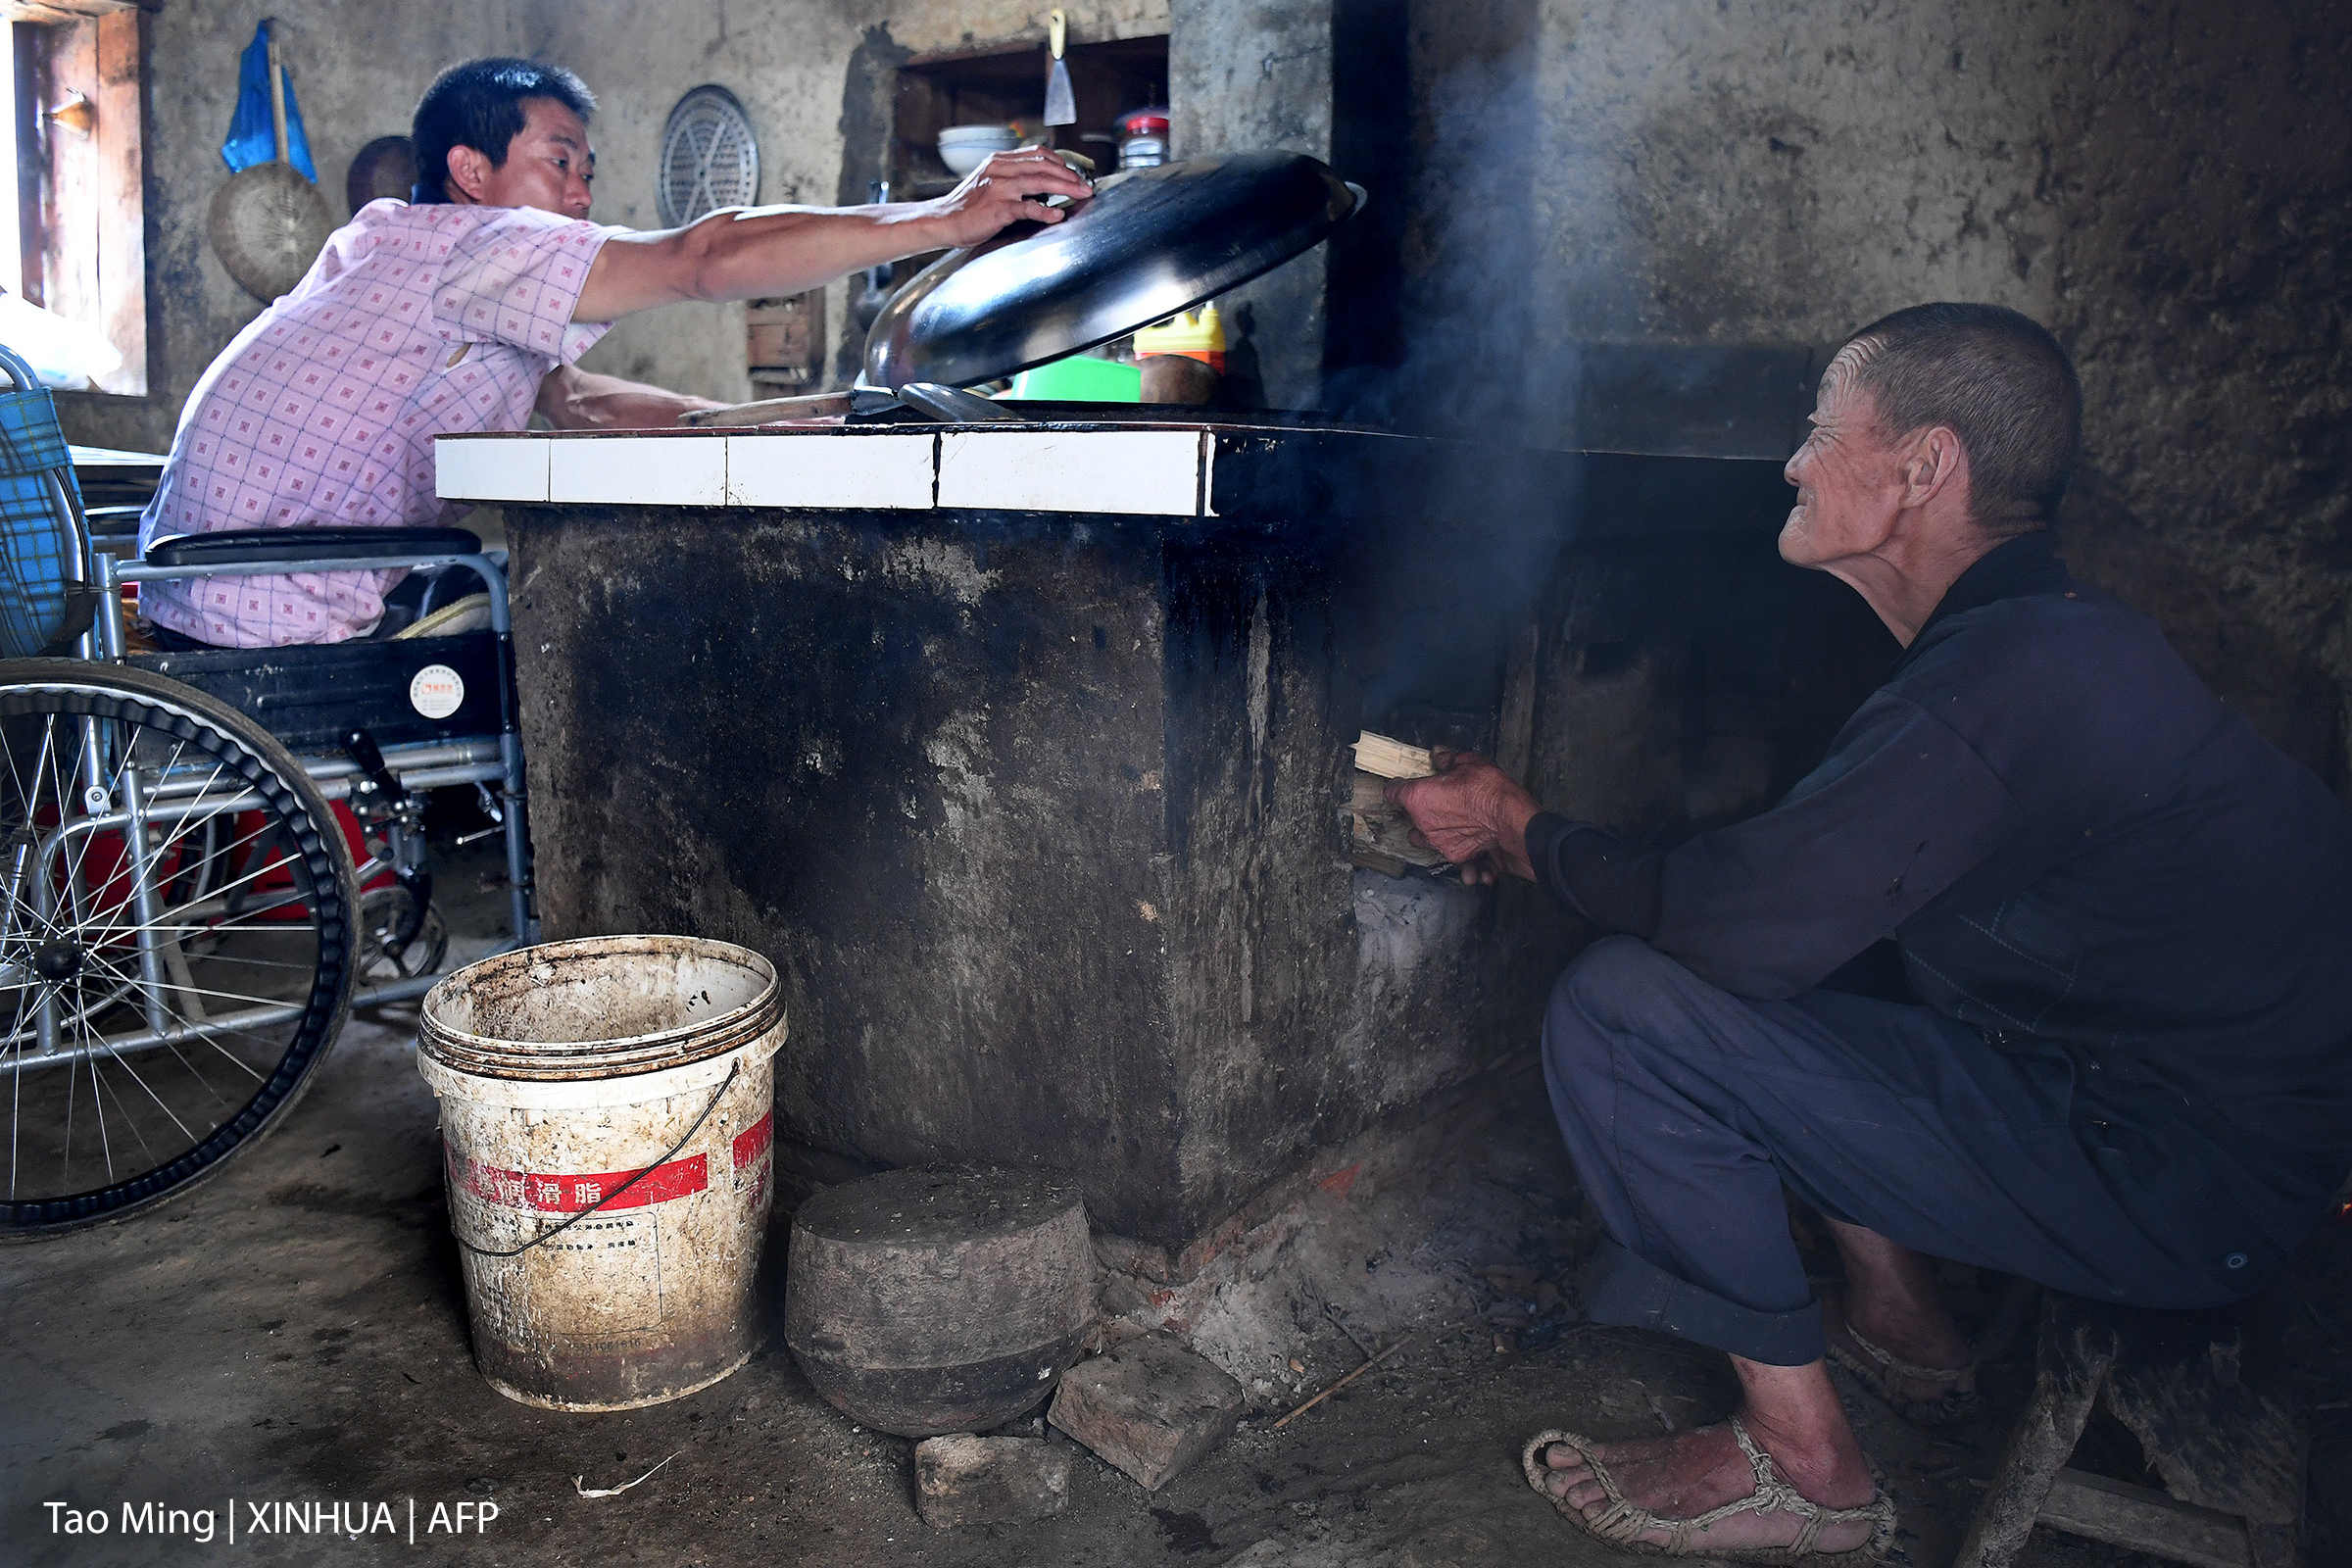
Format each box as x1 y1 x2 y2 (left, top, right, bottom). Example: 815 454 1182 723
1822 1293 1982 1427
1519 1419 1896 1565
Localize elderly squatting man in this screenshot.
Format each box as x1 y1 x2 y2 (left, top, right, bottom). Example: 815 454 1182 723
1389 303 2352 1563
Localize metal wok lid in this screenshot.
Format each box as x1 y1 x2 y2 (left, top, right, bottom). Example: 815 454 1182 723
864 151 1360 392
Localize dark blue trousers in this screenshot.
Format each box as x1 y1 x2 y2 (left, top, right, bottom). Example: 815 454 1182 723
1543 938 2326 1366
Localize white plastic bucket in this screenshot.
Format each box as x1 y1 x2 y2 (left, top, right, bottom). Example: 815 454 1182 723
417 935 787 1411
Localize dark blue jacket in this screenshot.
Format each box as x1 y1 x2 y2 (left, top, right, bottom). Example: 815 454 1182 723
1528 531 2352 1174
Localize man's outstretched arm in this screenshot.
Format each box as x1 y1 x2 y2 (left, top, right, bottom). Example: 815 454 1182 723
570 147 1091 322
534 366 726 430
1389 695 2031 1001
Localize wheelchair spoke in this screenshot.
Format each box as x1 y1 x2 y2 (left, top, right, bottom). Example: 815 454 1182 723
84 1050 113 1184
0 715 42 832
0 988 283 1076
123 750 231 871
47 729 141 928
89 841 318 944
73 945 299 1017
87 1039 160 1168
52 804 276 949
141 1019 236 1116
72 941 306 1077
59 1021 75 1188
67 884 306 968
19 717 72 939
0 720 58 948
87 1019 191 1147
61 808 293 939
137 778 259 881
150 951 319 974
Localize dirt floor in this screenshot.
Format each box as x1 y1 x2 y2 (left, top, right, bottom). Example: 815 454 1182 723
8 843 2351 1567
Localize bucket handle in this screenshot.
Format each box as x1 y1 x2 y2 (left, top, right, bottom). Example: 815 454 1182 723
455 1061 740 1259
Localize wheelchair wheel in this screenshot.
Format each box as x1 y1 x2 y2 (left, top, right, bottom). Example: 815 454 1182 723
0 659 359 1237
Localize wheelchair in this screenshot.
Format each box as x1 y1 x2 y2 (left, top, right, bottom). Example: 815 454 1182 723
0 344 535 1238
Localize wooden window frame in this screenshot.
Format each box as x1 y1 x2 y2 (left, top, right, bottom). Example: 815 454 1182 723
9 0 153 396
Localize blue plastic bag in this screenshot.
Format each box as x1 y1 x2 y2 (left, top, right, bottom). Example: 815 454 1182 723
220 23 317 180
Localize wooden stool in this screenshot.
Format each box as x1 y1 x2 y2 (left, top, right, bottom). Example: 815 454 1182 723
1955 1293 2305 1568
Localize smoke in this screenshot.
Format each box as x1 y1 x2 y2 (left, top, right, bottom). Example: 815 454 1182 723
1316 9 1819 741
1326 24 1549 445
1320 2 1819 460
1319 15 1576 736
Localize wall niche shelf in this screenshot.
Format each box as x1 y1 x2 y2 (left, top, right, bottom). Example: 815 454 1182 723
891 34 1169 198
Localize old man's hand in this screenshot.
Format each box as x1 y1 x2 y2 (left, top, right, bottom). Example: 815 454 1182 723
1385 750 1544 886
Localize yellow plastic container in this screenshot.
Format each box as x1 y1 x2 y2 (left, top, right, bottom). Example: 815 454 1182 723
1135 305 1226 370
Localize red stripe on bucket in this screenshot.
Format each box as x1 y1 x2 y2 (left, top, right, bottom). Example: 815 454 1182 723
452 1150 710 1212
731 1110 774 1205
732 1110 773 1170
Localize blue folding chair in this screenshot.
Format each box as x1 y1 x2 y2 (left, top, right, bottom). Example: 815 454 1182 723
0 345 97 658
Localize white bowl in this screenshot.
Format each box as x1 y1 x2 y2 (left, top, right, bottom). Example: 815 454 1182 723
939 124 1019 176
941 143 1017 175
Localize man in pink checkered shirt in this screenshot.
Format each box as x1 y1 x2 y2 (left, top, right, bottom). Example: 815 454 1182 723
140 59 1087 648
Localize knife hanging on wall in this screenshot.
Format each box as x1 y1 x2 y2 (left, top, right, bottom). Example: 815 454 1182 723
1044 10 1076 143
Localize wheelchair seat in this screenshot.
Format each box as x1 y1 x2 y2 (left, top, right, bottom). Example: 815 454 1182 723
129 524 502 751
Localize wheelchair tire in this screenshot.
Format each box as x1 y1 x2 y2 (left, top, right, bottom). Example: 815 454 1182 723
0 658 360 1237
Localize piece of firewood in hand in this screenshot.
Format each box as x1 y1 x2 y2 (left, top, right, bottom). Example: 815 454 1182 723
1347 731 1447 874
1350 731 1436 780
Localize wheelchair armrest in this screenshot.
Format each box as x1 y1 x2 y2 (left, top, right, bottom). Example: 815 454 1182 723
144 525 483 568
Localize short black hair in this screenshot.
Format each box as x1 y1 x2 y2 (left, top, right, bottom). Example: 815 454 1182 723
1840 303 2083 535
411 59 596 203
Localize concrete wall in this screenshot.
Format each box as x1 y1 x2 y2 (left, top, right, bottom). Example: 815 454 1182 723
2044 8 2352 789
57 0 536 453
524 0 871 409
1168 0 1334 408
1333 0 2352 793
51 0 2350 794
1522 1 2059 355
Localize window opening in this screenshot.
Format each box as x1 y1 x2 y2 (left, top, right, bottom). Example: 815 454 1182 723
3 9 149 395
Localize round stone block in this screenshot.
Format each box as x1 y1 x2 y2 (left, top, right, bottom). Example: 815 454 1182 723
783 1165 1094 1437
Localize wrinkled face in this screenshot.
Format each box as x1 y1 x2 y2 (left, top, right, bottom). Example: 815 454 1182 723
1780 340 1907 568
457 96 596 219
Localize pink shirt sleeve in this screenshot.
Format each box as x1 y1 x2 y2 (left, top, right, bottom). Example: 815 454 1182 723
428 206 623 366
